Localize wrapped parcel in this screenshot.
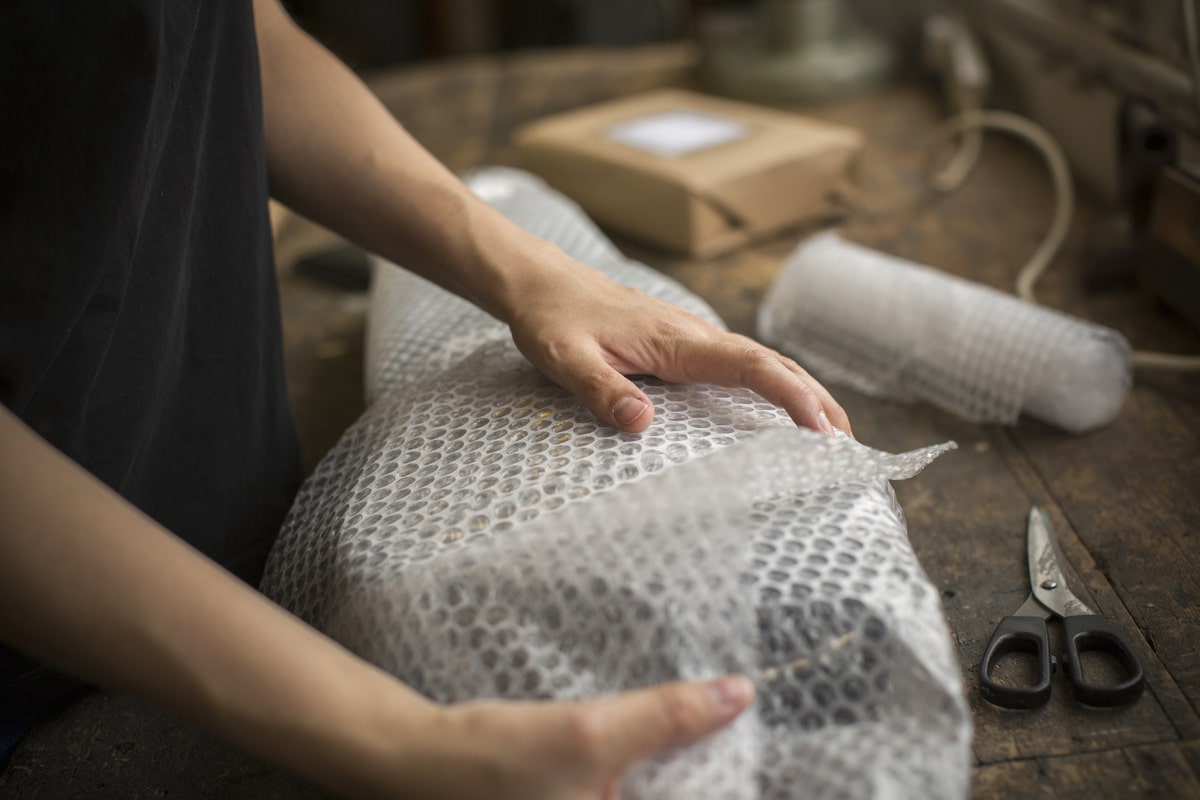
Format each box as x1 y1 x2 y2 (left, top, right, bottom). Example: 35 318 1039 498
262 169 970 799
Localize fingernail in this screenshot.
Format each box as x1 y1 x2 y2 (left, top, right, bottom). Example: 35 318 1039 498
706 675 755 713
817 410 836 437
613 396 649 427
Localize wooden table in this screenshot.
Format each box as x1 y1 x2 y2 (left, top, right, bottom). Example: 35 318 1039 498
4 43 1197 799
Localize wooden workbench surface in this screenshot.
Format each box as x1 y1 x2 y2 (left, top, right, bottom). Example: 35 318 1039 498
3 44 1197 799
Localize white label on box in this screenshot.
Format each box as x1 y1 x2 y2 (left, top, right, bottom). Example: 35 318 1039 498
605 110 748 157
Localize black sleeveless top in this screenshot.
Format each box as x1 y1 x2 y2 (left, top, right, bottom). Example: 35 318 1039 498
0 0 303 583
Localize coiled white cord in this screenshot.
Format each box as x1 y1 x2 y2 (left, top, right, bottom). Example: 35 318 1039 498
927 108 1200 372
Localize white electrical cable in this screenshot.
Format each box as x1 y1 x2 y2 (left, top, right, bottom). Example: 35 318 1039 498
929 122 984 194
928 110 1074 305
921 13 989 195
1131 350 1200 369
927 109 1200 372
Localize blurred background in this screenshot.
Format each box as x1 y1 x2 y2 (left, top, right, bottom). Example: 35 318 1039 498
276 0 1200 235
285 0 934 69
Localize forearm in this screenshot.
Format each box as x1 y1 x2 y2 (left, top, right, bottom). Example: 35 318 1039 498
249 0 853 437
0 406 435 795
253 0 556 322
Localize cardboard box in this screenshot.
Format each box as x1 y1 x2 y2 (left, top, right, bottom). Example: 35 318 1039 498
513 89 863 257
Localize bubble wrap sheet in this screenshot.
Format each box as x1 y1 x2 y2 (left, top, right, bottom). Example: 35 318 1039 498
262 168 970 799
757 231 1132 433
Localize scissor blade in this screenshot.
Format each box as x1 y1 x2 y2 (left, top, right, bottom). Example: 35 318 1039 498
1027 507 1093 617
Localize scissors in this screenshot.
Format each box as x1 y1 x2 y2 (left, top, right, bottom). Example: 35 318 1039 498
979 506 1145 709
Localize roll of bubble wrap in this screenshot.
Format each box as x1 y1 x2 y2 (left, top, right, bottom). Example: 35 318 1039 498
261 168 971 799
758 231 1133 433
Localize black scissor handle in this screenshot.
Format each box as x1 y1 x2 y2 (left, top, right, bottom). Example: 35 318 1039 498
979 615 1054 709
1061 614 1145 707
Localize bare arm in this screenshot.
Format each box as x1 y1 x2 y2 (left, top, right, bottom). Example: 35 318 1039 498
0 406 752 798
253 0 519 317
6 5 781 795
251 0 851 437
0 405 440 794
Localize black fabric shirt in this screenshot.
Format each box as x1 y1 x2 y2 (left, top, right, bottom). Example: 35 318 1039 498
0 0 303 582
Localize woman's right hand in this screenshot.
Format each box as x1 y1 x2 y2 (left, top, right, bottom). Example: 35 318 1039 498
0 406 754 800
390 675 755 799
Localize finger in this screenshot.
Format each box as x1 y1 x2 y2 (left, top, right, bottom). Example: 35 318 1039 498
670 336 844 435
532 341 657 433
582 675 754 769
776 355 854 437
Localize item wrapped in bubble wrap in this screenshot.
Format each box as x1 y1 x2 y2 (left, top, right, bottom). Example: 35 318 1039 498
261 168 971 799
757 231 1133 433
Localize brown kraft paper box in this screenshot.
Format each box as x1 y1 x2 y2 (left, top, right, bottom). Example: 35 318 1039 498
513 89 863 257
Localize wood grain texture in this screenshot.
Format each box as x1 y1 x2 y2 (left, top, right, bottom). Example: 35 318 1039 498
974 743 1200 798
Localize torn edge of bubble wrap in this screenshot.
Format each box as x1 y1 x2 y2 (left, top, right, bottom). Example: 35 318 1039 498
336 424 958 600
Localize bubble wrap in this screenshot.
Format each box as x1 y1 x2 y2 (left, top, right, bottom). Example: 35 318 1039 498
757 231 1133 433
262 168 971 799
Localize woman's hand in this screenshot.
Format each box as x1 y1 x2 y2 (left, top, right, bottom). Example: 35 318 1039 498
0 407 755 800
252 0 848 439
506 242 852 437
399 675 755 800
